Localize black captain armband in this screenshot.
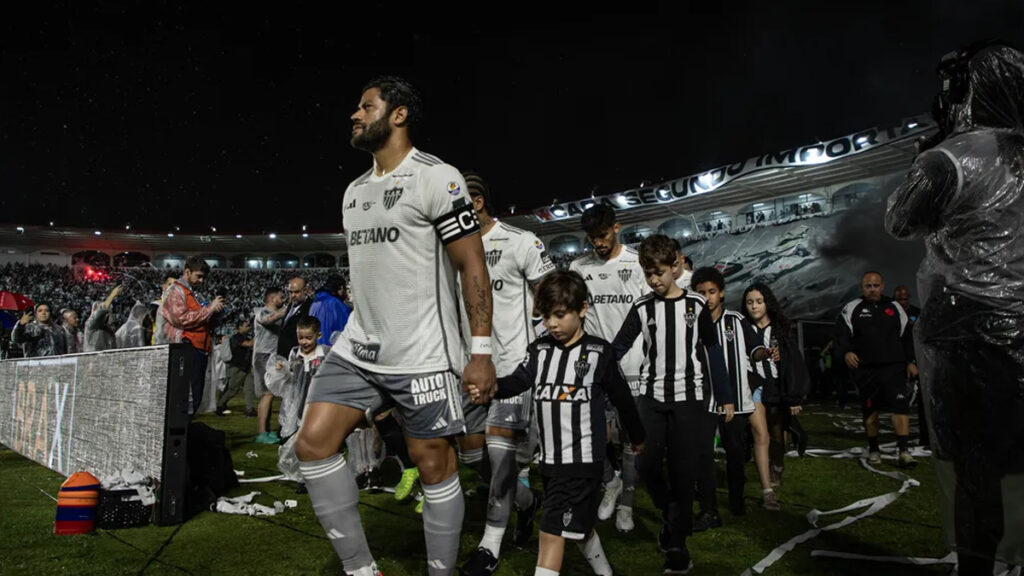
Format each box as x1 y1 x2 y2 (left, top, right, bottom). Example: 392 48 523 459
433 204 480 244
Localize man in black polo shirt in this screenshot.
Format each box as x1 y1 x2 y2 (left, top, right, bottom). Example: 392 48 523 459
835 271 918 467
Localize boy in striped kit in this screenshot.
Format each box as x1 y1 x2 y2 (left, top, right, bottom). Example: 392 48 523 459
611 235 734 575
490 270 644 576
692 267 762 520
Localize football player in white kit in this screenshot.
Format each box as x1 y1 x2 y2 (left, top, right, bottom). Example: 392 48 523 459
569 205 649 532
294 77 496 576
458 172 555 576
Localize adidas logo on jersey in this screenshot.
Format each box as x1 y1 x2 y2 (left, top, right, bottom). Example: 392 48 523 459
345 198 356 210
431 418 449 431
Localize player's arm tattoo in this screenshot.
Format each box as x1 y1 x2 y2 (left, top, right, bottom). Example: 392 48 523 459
446 234 493 337
466 273 492 333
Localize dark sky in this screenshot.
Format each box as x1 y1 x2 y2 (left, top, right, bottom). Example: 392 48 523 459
1 1 1021 234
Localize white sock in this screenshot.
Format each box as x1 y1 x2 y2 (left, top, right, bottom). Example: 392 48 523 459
479 524 505 557
577 532 613 576
535 567 559 576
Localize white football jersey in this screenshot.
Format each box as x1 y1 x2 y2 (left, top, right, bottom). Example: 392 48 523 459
463 221 555 377
570 246 650 378
333 148 480 375
676 269 694 291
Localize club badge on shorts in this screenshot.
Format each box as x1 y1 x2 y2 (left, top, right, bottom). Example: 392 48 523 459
562 508 573 527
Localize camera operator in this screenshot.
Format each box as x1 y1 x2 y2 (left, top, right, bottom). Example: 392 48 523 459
885 42 1024 575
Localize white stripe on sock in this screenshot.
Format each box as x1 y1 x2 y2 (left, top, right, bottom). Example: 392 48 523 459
299 454 347 480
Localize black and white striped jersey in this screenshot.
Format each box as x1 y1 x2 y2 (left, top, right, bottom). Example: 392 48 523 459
709 310 759 414
495 334 644 478
611 291 734 406
748 322 779 388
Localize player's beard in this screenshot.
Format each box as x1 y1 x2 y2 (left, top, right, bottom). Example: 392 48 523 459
351 115 392 152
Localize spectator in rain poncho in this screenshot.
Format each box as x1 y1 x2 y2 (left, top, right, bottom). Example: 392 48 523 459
84 285 123 352
116 300 152 349
269 316 328 440
308 275 351 346
12 303 67 358
152 275 177 345
885 41 1024 573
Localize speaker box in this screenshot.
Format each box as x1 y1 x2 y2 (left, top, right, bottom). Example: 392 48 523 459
156 344 191 525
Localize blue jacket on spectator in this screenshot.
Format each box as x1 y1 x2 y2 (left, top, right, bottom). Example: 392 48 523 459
309 289 350 346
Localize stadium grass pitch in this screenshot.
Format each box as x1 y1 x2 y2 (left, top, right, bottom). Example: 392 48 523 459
1 402 948 575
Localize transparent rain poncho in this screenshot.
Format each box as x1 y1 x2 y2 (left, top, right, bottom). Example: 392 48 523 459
115 301 151 349
886 44 1024 568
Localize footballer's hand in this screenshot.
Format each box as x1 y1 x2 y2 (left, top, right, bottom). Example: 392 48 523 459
720 403 735 423
790 405 803 416
463 355 496 405
631 442 645 457
845 352 860 369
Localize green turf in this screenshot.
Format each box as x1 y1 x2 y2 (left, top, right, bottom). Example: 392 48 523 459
0 402 949 575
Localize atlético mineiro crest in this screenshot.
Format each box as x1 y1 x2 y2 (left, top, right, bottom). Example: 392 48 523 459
685 311 696 327
574 355 591 379
562 508 574 527
486 249 503 267
725 327 735 342
383 187 403 210
618 269 632 283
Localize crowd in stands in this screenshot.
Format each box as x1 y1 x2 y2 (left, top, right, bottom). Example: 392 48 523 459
0 263 350 358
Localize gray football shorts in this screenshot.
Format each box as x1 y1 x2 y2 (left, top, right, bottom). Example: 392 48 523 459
307 352 465 439
253 352 271 396
462 388 533 434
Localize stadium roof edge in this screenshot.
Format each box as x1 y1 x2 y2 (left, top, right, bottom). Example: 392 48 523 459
500 113 936 234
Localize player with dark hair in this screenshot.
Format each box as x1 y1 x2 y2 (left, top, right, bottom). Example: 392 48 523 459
494 270 643 576
570 205 649 532
458 171 554 576
613 236 732 573
294 76 495 576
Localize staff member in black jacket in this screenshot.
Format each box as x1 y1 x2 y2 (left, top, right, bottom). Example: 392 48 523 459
835 271 918 468
278 277 312 357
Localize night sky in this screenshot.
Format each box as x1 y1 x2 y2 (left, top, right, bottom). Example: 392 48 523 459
1 1 1020 234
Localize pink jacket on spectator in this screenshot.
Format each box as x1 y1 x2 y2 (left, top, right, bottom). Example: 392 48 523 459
160 280 215 351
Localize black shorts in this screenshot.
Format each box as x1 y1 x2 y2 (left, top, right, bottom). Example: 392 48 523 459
539 475 602 540
853 363 911 417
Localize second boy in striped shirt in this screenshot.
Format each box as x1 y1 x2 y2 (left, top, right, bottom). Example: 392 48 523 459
612 235 733 575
